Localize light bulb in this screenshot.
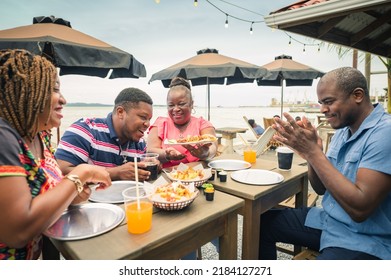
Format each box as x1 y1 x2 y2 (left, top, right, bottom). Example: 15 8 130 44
155 0 160 3
194 0 198 7
225 14 229 28
250 22 253 35
303 44 306 52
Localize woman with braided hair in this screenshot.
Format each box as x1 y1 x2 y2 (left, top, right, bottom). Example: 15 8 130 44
0 49 111 260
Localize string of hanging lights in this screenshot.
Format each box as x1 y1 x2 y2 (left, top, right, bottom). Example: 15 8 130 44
155 0 322 49
204 0 322 49
286 32 321 52
205 0 263 34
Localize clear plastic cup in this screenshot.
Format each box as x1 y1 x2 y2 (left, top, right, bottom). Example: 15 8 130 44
122 187 152 234
139 153 159 181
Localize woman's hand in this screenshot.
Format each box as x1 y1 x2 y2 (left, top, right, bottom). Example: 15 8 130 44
183 143 212 160
69 164 111 204
73 164 111 187
165 147 186 161
71 185 92 204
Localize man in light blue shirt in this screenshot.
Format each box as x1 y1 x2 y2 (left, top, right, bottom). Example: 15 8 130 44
259 67 391 260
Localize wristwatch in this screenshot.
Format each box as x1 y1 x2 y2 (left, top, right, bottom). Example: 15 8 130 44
65 174 84 194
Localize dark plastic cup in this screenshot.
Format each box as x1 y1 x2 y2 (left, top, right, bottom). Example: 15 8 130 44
276 147 294 171
219 171 227 182
205 190 214 201
208 169 216 181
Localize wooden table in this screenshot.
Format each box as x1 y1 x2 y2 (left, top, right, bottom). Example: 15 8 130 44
208 153 309 259
215 127 247 154
50 190 244 260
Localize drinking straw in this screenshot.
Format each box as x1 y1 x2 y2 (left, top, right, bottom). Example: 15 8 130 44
134 156 141 210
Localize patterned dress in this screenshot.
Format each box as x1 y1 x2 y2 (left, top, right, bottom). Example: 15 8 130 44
0 120 63 260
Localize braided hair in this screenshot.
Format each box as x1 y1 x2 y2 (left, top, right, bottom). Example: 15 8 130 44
0 49 56 140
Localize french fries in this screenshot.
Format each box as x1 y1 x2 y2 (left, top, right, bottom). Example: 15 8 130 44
155 182 193 202
170 167 204 180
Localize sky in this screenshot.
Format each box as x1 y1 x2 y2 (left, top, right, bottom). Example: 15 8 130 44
1 0 388 112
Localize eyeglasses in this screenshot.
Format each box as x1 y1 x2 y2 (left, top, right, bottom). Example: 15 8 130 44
167 102 189 110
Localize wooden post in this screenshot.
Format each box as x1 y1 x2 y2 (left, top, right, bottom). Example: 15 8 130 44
352 49 358 69
365 53 371 93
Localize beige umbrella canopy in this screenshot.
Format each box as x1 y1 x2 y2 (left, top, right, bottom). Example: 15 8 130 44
0 16 146 79
149 48 269 120
257 54 325 116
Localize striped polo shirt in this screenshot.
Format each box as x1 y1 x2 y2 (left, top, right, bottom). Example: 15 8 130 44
55 113 146 167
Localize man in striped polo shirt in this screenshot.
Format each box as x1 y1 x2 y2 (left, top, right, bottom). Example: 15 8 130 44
55 87 155 182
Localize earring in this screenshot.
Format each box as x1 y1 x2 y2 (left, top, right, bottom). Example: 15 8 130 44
192 108 196 114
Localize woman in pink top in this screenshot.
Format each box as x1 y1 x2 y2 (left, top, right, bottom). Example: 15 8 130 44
147 77 218 168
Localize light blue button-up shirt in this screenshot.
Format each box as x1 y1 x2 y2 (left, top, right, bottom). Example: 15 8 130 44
306 104 391 259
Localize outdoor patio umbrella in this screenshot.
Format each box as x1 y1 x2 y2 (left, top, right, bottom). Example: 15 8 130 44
149 48 269 120
257 54 324 117
0 16 146 79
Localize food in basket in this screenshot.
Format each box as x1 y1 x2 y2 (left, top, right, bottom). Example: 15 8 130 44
170 167 204 180
153 182 195 202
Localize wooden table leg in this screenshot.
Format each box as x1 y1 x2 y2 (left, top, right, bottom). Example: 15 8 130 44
241 200 261 260
219 210 239 259
241 173 309 259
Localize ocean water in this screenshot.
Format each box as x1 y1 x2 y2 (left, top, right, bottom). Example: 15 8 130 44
59 106 321 144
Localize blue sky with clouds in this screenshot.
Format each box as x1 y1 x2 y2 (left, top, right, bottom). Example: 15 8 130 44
1 0 387 111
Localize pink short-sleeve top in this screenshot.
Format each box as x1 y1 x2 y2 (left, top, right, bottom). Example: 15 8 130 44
149 116 214 168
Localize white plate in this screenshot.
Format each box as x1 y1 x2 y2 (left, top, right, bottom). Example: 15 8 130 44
89 181 145 204
208 159 251 171
163 135 217 146
230 169 284 185
44 203 124 241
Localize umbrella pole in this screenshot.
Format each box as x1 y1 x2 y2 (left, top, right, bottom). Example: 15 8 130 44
280 79 284 117
207 77 210 121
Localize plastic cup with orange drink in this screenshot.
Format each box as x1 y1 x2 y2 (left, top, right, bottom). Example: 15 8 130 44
243 146 256 163
122 186 153 234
